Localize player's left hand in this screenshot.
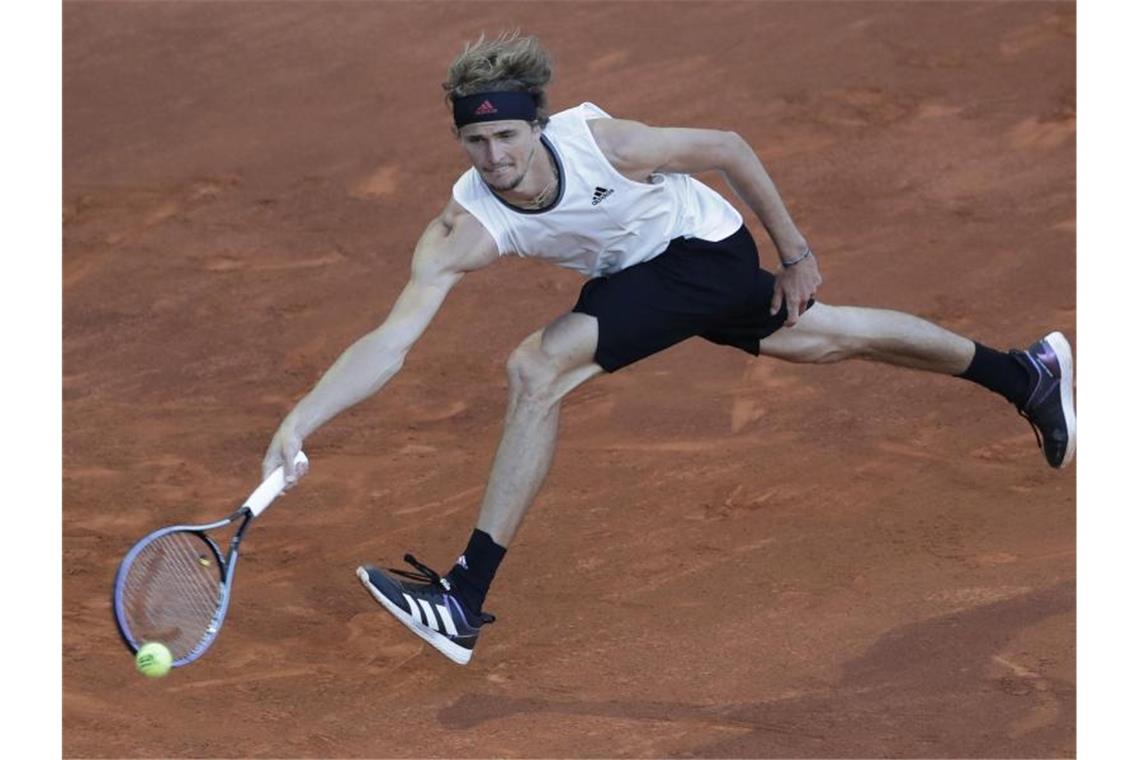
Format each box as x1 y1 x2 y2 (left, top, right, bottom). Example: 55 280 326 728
770 254 822 327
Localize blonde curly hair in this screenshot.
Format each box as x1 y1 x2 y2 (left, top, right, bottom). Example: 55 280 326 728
443 32 554 127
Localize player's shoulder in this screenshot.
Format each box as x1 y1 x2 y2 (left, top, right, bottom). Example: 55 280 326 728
547 102 644 159
549 101 614 128
584 115 653 171
433 198 501 266
437 197 489 240
549 102 628 163
452 165 483 197
440 196 472 228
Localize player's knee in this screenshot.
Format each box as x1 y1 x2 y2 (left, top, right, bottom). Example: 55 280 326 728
767 305 869 364
765 331 861 364
505 343 560 407
817 348 851 363
809 335 862 363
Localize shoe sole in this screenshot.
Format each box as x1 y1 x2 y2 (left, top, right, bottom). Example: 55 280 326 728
1044 331 1076 468
355 567 473 665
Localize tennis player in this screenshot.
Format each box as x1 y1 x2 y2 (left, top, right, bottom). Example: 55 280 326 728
262 33 1075 665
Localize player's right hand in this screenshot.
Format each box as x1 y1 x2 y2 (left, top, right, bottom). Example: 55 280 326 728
262 419 308 489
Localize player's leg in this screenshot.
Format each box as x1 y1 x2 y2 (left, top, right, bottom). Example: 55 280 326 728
475 311 604 547
445 311 603 616
358 229 727 663
357 312 603 664
757 303 975 373
758 303 1074 468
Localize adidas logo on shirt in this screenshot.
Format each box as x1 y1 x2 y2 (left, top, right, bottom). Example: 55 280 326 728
591 186 614 206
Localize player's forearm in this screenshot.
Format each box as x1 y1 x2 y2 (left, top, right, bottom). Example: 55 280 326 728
286 329 409 438
722 135 810 263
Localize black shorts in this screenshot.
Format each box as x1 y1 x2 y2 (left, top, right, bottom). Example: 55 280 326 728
571 225 813 372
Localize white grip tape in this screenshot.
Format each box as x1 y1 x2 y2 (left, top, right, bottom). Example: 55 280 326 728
245 451 308 517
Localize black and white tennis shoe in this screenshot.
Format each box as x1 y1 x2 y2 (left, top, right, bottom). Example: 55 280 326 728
1012 331 1075 469
356 555 494 665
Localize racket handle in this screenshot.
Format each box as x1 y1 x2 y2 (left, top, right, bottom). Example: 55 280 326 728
245 451 309 517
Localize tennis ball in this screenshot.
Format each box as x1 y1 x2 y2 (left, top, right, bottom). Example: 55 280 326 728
135 642 173 678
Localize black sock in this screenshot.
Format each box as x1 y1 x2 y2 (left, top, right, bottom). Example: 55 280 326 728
957 341 1032 406
447 529 506 615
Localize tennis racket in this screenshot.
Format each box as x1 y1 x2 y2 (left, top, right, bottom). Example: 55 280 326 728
112 451 308 667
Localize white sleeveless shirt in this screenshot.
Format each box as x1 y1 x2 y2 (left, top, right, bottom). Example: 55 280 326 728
451 102 743 278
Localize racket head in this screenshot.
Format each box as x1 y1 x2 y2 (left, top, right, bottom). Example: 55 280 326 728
112 519 237 666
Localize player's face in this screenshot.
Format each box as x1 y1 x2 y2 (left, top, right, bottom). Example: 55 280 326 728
457 120 542 192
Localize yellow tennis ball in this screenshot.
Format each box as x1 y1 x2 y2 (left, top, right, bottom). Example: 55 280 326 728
135 642 173 678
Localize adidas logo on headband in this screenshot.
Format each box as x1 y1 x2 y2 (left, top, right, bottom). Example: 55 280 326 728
453 91 538 127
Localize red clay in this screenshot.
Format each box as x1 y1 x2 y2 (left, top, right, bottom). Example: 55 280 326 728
64 2 1075 757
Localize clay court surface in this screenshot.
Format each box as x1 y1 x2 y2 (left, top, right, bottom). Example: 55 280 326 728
63 2 1075 757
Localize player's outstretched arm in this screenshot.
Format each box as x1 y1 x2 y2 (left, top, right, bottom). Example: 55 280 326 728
590 118 821 324
262 200 498 483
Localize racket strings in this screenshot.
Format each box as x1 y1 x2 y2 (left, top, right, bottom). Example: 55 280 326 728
120 531 225 661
